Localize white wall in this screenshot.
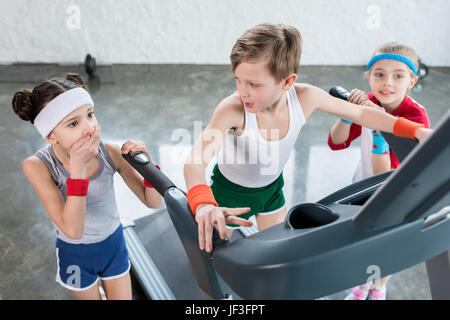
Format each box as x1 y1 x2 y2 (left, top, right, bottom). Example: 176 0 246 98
1 0 449 66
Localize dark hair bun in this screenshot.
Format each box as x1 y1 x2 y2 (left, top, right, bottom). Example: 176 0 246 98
64 73 86 88
12 89 35 122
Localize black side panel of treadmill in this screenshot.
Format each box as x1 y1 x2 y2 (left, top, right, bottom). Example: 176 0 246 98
163 188 229 299
317 171 391 206
380 132 418 163
213 208 450 299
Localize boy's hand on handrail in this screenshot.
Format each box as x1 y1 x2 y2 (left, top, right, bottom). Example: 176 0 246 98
195 204 252 253
415 127 434 143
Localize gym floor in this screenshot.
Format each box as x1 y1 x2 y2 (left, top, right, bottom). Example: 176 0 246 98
0 64 448 300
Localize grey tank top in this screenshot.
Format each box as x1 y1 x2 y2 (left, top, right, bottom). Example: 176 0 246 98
35 141 121 244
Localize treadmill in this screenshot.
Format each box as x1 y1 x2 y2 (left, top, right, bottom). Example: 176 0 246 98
123 101 450 300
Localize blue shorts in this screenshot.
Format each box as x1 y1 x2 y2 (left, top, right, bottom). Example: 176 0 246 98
55 224 130 291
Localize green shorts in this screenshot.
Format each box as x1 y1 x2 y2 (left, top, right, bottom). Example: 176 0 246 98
210 164 285 227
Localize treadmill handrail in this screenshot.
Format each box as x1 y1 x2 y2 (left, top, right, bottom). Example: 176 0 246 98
122 152 176 195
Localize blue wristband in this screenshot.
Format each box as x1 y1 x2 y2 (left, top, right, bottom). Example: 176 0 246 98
340 118 352 125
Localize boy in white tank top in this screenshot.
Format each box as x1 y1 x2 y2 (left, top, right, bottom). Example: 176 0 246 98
183 23 433 254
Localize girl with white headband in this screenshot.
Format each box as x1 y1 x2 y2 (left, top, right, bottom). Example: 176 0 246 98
12 73 162 300
327 42 430 300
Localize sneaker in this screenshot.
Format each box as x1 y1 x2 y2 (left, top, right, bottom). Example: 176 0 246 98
344 286 369 300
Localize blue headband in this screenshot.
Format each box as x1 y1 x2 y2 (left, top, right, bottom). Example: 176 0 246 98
366 53 418 75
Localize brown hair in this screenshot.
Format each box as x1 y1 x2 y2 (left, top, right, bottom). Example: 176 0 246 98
230 23 303 82
12 73 86 124
371 42 419 76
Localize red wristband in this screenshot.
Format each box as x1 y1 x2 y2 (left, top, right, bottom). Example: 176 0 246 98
66 178 89 196
186 184 218 215
143 164 161 188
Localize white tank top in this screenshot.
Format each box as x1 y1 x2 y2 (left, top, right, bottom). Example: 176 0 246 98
352 127 374 183
216 86 305 188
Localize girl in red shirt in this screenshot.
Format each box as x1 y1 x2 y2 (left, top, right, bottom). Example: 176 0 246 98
328 42 430 300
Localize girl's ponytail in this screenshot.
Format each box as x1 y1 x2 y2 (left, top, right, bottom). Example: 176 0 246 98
12 89 35 123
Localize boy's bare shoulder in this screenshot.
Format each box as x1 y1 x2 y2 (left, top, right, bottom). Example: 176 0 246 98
294 82 320 98
294 82 329 101
217 92 244 113
293 83 325 118
211 92 244 129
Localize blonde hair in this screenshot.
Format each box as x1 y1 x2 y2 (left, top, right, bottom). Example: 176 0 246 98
230 23 303 82
371 42 419 76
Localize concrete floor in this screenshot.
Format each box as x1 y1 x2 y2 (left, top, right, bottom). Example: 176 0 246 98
0 64 448 300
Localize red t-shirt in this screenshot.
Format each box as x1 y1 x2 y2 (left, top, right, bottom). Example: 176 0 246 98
327 93 430 169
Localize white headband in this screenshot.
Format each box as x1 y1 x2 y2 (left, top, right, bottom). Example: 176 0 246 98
34 87 94 138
